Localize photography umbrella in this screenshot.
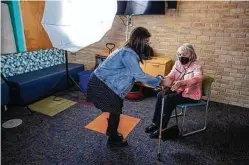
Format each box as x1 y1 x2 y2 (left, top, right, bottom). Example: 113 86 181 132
41 0 117 90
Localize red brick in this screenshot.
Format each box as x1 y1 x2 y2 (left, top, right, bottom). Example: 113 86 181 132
234 23 249 28
221 45 244 51
222 76 236 81
215 50 228 55
232 65 246 70
218 55 233 60
228 51 243 56
230 9 245 14
237 2 249 9
219 23 234 28
231 33 247 38
192 23 206 28
240 91 249 96
197 36 209 41
229 81 242 86
230 73 245 78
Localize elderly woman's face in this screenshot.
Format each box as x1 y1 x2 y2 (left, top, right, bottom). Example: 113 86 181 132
178 51 191 58
178 50 192 65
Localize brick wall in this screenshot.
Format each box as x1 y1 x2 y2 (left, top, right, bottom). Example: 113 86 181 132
69 1 249 108
68 17 127 69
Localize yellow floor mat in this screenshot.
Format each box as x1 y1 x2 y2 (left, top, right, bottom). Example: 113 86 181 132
29 96 76 116
85 112 141 139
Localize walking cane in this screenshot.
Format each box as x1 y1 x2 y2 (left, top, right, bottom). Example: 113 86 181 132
157 86 165 160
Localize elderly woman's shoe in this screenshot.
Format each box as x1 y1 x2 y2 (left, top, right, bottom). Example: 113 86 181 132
149 130 159 139
145 123 158 133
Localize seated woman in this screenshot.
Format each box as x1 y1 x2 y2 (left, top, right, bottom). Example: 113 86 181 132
145 43 203 138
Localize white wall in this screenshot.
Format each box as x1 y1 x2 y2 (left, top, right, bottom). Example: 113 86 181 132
1 3 17 54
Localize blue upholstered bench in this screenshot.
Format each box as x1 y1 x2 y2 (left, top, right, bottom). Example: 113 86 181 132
1 48 84 105
1 79 9 106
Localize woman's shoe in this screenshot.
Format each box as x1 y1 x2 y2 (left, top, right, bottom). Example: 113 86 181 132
149 129 159 139
107 139 128 148
145 124 158 133
107 135 128 148
149 126 180 140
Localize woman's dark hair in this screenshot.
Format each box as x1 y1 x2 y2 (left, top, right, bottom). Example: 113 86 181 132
124 27 151 63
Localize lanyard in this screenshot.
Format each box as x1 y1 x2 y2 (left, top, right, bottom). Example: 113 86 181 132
175 61 193 81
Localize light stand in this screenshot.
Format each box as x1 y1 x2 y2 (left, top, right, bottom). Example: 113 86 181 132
125 15 132 41
64 50 82 90
46 50 82 96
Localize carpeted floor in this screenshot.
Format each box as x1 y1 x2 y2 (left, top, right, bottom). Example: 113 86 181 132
1 91 249 165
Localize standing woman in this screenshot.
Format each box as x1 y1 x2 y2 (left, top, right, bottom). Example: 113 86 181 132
87 27 164 148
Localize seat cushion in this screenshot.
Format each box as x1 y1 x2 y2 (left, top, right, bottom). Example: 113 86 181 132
1 80 9 105
176 100 207 109
7 63 84 104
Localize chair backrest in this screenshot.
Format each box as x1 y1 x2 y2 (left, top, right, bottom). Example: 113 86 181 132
202 75 215 97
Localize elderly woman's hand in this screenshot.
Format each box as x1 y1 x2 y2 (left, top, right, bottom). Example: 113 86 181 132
160 77 173 88
171 80 185 91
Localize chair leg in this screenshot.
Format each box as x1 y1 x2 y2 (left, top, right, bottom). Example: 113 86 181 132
180 107 187 135
203 102 209 130
182 105 208 137
170 108 183 118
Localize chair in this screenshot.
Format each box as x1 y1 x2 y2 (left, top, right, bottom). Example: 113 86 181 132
172 75 215 136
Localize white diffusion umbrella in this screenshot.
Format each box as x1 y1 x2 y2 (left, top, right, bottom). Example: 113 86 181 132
40 0 117 94
41 0 117 52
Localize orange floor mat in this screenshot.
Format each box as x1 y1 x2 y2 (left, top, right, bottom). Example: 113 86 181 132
85 112 141 139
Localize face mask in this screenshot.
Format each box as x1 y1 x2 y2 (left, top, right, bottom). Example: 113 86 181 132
179 57 190 65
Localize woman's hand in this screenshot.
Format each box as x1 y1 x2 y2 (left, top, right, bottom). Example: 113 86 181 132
135 82 143 86
171 80 185 91
160 77 173 88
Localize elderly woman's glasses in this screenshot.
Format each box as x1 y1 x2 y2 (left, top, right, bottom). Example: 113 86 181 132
178 52 191 57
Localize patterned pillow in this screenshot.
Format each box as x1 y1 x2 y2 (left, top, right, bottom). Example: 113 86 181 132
1 48 65 78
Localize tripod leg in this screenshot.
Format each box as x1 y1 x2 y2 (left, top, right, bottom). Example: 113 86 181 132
42 50 70 97
68 74 83 92
157 97 164 159
42 76 65 98
65 50 83 92
42 50 84 98
25 106 34 115
45 50 68 96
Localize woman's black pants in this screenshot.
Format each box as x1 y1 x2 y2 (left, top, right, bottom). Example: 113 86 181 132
106 113 120 139
153 91 198 129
